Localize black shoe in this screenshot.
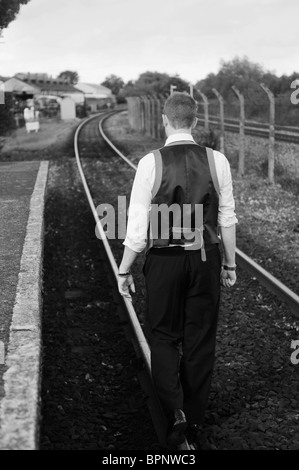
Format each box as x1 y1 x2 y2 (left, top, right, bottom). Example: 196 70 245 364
167 409 188 446
186 424 202 449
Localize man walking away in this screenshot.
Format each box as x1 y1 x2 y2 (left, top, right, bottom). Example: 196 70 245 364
117 92 237 448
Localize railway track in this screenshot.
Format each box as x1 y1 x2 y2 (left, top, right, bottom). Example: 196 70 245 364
97 111 299 319
74 111 195 451
197 113 299 144
60 109 299 450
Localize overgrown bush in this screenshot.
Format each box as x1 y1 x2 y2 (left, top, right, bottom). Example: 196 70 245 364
194 127 220 150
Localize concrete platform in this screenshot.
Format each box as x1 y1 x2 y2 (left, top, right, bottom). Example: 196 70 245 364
0 160 49 450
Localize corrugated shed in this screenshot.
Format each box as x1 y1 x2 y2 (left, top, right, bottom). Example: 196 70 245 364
75 82 114 98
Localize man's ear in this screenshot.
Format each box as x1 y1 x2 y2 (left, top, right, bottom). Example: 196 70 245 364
191 117 198 129
162 114 168 127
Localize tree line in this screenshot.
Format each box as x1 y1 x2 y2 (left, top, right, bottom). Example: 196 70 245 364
102 58 299 126
0 2 298 130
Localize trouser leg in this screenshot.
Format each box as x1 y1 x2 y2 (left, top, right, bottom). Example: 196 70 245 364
144 251 187 416
180 248 221 424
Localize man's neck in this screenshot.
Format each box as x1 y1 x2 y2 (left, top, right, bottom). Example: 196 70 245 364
166 128 192 137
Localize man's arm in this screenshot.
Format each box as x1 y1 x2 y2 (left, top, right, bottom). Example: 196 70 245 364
119 245 139 273
118 246 139 300
219 224 236 288
117 153 154 299
219 224 236 267
214 151 238 288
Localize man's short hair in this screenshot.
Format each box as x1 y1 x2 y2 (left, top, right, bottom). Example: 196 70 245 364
163 92 198 129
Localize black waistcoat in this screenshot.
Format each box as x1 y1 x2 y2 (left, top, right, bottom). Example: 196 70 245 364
147 142 219 252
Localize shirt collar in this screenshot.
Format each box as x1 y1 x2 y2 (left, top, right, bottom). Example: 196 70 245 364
165 133 195 146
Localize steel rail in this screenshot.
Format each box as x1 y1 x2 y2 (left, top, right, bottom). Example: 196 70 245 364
196 115 299 143
99 112 138 171
100 111 299 319
74 113 151 372
76 110 299 451
236 248 299 317
197 113 299 135
74 112 194 450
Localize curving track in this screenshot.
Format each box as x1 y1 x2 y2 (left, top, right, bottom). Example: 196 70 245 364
74 114 152 395
71 110 299 450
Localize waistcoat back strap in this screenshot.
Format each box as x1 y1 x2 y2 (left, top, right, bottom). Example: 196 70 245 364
152 149 163 198
206 147 220 196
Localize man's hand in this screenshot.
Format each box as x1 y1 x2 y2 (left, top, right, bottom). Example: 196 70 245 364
220 268 236 288
118 274 136 300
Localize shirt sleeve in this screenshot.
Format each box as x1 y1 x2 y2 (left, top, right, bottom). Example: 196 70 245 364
214 150 238 227
123 153 155 252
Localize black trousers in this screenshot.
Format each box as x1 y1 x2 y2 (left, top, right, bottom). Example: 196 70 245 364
144 245 221 425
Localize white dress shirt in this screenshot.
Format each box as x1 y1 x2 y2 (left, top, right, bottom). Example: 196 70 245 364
124 133 238 253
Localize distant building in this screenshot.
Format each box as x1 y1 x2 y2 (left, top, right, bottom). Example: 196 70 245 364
2 74 117 122
14 73 84 104
4 77 40 101
0 75 10 83
75 83 116 112
2 74 84 121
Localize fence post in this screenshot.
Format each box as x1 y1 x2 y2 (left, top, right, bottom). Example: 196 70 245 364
196 89 209 132
140 96 146 133
134 96 141 132
152 94 160 139
146 95 153 137
150 95 156 138
147 95 153 137
158 94 166 138
146 95 152 136
140 96 149 135
136 97 142 133
134 97 140 131
212 88 225 153
126 97 135 130
149 95 156 138
260 83 275 184
231 85 245 177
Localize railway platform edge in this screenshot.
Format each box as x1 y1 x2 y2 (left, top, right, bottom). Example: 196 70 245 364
0 161 49 450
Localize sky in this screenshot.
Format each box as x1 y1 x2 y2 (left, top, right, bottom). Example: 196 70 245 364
0 0 298 85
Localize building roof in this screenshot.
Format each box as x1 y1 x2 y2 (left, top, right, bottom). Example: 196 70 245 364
14 73 83 94
15 72 50 82
0 75 11 82
35 81 82 93
75 82 113 97
4 77 40 94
